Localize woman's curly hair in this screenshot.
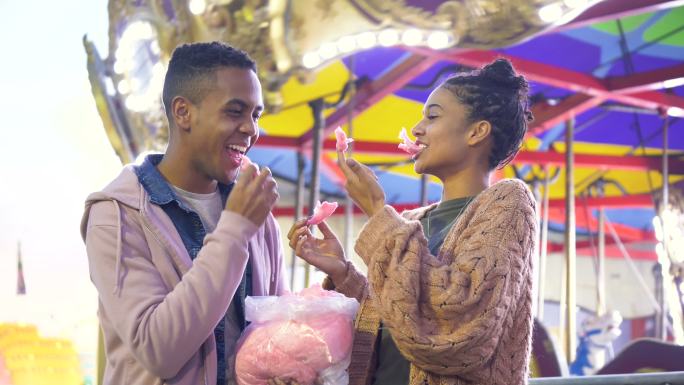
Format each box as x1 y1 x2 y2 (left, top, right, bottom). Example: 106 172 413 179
441 58 534 170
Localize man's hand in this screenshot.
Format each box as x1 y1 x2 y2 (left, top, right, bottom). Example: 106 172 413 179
225 164 279 227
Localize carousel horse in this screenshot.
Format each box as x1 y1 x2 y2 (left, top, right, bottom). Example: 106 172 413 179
569 311 623 376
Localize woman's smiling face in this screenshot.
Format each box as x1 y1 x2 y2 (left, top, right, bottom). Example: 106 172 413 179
410 87 479 179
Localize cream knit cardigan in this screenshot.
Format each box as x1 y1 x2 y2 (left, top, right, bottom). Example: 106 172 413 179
326 179 538 385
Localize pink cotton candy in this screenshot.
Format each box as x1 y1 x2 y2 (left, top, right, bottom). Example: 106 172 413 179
398 127 421 156
306 201 338 225
235 284 358 385
334 126 353 152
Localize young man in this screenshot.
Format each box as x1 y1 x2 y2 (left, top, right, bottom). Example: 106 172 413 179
81 42 287 385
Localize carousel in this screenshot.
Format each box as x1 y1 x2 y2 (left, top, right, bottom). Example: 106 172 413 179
77 0 684 384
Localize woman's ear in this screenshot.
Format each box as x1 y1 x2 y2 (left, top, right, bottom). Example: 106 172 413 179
171 96 192 132
467 120 492 146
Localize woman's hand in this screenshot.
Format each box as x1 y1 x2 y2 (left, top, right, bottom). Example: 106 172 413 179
337 149 386 217
287 219 347 285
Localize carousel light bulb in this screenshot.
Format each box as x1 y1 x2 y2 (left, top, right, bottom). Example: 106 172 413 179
337 35 357 53
122 21 155 42
653 216 663 241
150 40 161 56
378 29 400 47
125 94 147 112
656 242 666 262
189 0 207 15
401 29 423 46
663 77 684 89
667 107 684 118
103 77 116 96
539 3 564 23
427 31 450 49
356 31 377 49
117 79 131 95
113 60 126 74
318 42 338 60
302 52 321 69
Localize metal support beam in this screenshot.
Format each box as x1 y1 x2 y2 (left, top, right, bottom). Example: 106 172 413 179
291 151 306 289
298 54 438 146
552 0 684 33
528 94 605 137
657 116 670 340
528 370 684 385
538 166 551 321
257 135 684 173
406 48 684 111
547 194 654 209
605 62 684 94
598 204 607 316
564 119 577 363
305 99 325 287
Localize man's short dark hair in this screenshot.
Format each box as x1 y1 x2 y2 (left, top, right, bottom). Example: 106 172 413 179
162 41 257 120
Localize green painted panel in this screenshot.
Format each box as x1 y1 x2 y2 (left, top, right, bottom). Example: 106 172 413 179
644 7 684 47
591 12 652 35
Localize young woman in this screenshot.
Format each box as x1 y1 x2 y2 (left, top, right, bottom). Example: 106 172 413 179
287 58 538 385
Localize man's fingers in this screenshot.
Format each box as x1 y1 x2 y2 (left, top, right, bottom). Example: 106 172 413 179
239 163 258 183
252 166 273 189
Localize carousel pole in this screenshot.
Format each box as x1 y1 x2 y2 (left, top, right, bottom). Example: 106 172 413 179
656 116 669 341
344 59 356 256
538 166 551 322
306 99 325 288
291 151 306 289
563 118 577 363
420 174 429 206
597 182 606 316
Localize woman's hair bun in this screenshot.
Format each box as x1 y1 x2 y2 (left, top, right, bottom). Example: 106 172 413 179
480 58 529 94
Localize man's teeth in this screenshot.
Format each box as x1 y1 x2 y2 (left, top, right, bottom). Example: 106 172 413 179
227 144 247 154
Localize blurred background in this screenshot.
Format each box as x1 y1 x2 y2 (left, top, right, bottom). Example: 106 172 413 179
1 0 683 384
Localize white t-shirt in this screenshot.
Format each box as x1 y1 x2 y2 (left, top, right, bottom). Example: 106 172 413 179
170 185 242 383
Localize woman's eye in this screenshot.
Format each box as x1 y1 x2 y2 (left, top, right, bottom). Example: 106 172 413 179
427 115 438 120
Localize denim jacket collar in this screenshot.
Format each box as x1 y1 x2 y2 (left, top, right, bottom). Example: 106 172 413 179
134 153 233 207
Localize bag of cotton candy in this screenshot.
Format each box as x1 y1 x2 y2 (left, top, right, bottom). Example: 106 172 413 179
235 284 359 385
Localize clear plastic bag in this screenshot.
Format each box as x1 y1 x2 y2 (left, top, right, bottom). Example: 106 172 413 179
235 284 359 385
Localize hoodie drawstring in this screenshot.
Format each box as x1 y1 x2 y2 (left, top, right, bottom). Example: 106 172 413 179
112 200 123 295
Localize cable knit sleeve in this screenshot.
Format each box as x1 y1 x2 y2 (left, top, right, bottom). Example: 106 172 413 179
354 181 536 378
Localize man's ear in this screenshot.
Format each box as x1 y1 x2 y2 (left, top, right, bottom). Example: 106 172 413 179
467 120 492 146
171 96 192 132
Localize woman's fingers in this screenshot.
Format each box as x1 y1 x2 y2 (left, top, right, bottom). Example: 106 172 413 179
288 226 312 250
316 220 336 239
287 217 308 239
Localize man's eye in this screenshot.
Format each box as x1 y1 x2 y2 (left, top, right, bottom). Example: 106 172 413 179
226 109 242 115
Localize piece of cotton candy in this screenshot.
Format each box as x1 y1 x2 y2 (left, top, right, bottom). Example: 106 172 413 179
334 126 353 152
307 201 338 225
398 127 421 156
235 284 359 385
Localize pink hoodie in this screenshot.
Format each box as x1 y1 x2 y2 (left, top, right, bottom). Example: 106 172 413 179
80 165 287 385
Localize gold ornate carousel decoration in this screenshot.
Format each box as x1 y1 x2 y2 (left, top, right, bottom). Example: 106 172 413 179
84 0 599 163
